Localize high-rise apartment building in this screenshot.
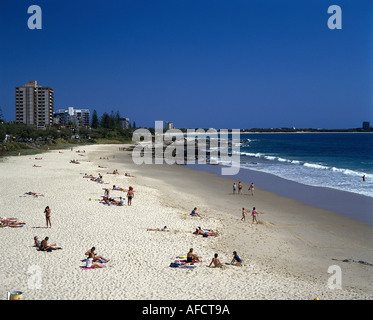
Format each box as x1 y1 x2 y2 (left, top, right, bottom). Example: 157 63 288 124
15 80 54 127
165 121 174 130
362 122 370 130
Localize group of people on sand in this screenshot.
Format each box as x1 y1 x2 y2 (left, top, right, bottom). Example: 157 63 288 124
84 247 110 269
241 207 259 224
70 159 80 164
102 186 134 206
209 251 243 268
34 236 62 251
186 248 243 267
84 173 104 184
233 181 254 195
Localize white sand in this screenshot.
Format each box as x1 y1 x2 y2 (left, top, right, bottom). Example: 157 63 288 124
1 144 372 300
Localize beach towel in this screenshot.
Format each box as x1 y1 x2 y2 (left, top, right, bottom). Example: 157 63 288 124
169 261 196 269
81 259 107 264
80 265 107 270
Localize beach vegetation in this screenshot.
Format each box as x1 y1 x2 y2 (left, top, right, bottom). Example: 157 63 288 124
0 109 135 157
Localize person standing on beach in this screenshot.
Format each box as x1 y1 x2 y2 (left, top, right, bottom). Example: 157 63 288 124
249 182 255 196
238 181 242 194
127 187 134 206
251 207 258 224
241 208 246 222
44 206 52 228
233 183 237 194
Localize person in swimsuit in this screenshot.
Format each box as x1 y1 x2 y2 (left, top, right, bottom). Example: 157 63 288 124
85 252 105 268
231 251 243 266
1 217 25 228
233 183 236 194
187 248 201 263
250 182 255 196
251 207 258 224
125 173 135 177
113 185 127 192
190 207 201 217
85 247 110 263
127 187 134 206
241 208 246 222
193 227 218 236
238 181 242 194
34 236 41 248
209 253 223 268
44 206 52 228
147 226 168 232
40 237 61 251
25 192 44 197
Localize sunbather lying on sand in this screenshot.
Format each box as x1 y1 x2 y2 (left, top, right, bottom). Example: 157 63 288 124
1 220 25 228
111 197 125 206
101 195 124 206
193 227 218 236
147 226 168 232
1 217 25 227
124 173 135 177
112 185 127 191
25 191 44 197
33 164 42 167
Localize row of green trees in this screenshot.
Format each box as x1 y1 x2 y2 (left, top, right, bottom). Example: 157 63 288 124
0 109 137 143
91 110 136 130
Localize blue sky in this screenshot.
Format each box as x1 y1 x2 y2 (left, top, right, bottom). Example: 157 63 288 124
0 0 372 129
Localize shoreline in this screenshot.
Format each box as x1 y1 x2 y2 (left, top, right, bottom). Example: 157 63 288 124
1 144 372 300
186 163 373 226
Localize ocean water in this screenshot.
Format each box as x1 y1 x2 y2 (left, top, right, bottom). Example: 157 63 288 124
230 133 373 198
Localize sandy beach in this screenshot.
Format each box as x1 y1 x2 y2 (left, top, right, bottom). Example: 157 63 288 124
1 144 372 300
